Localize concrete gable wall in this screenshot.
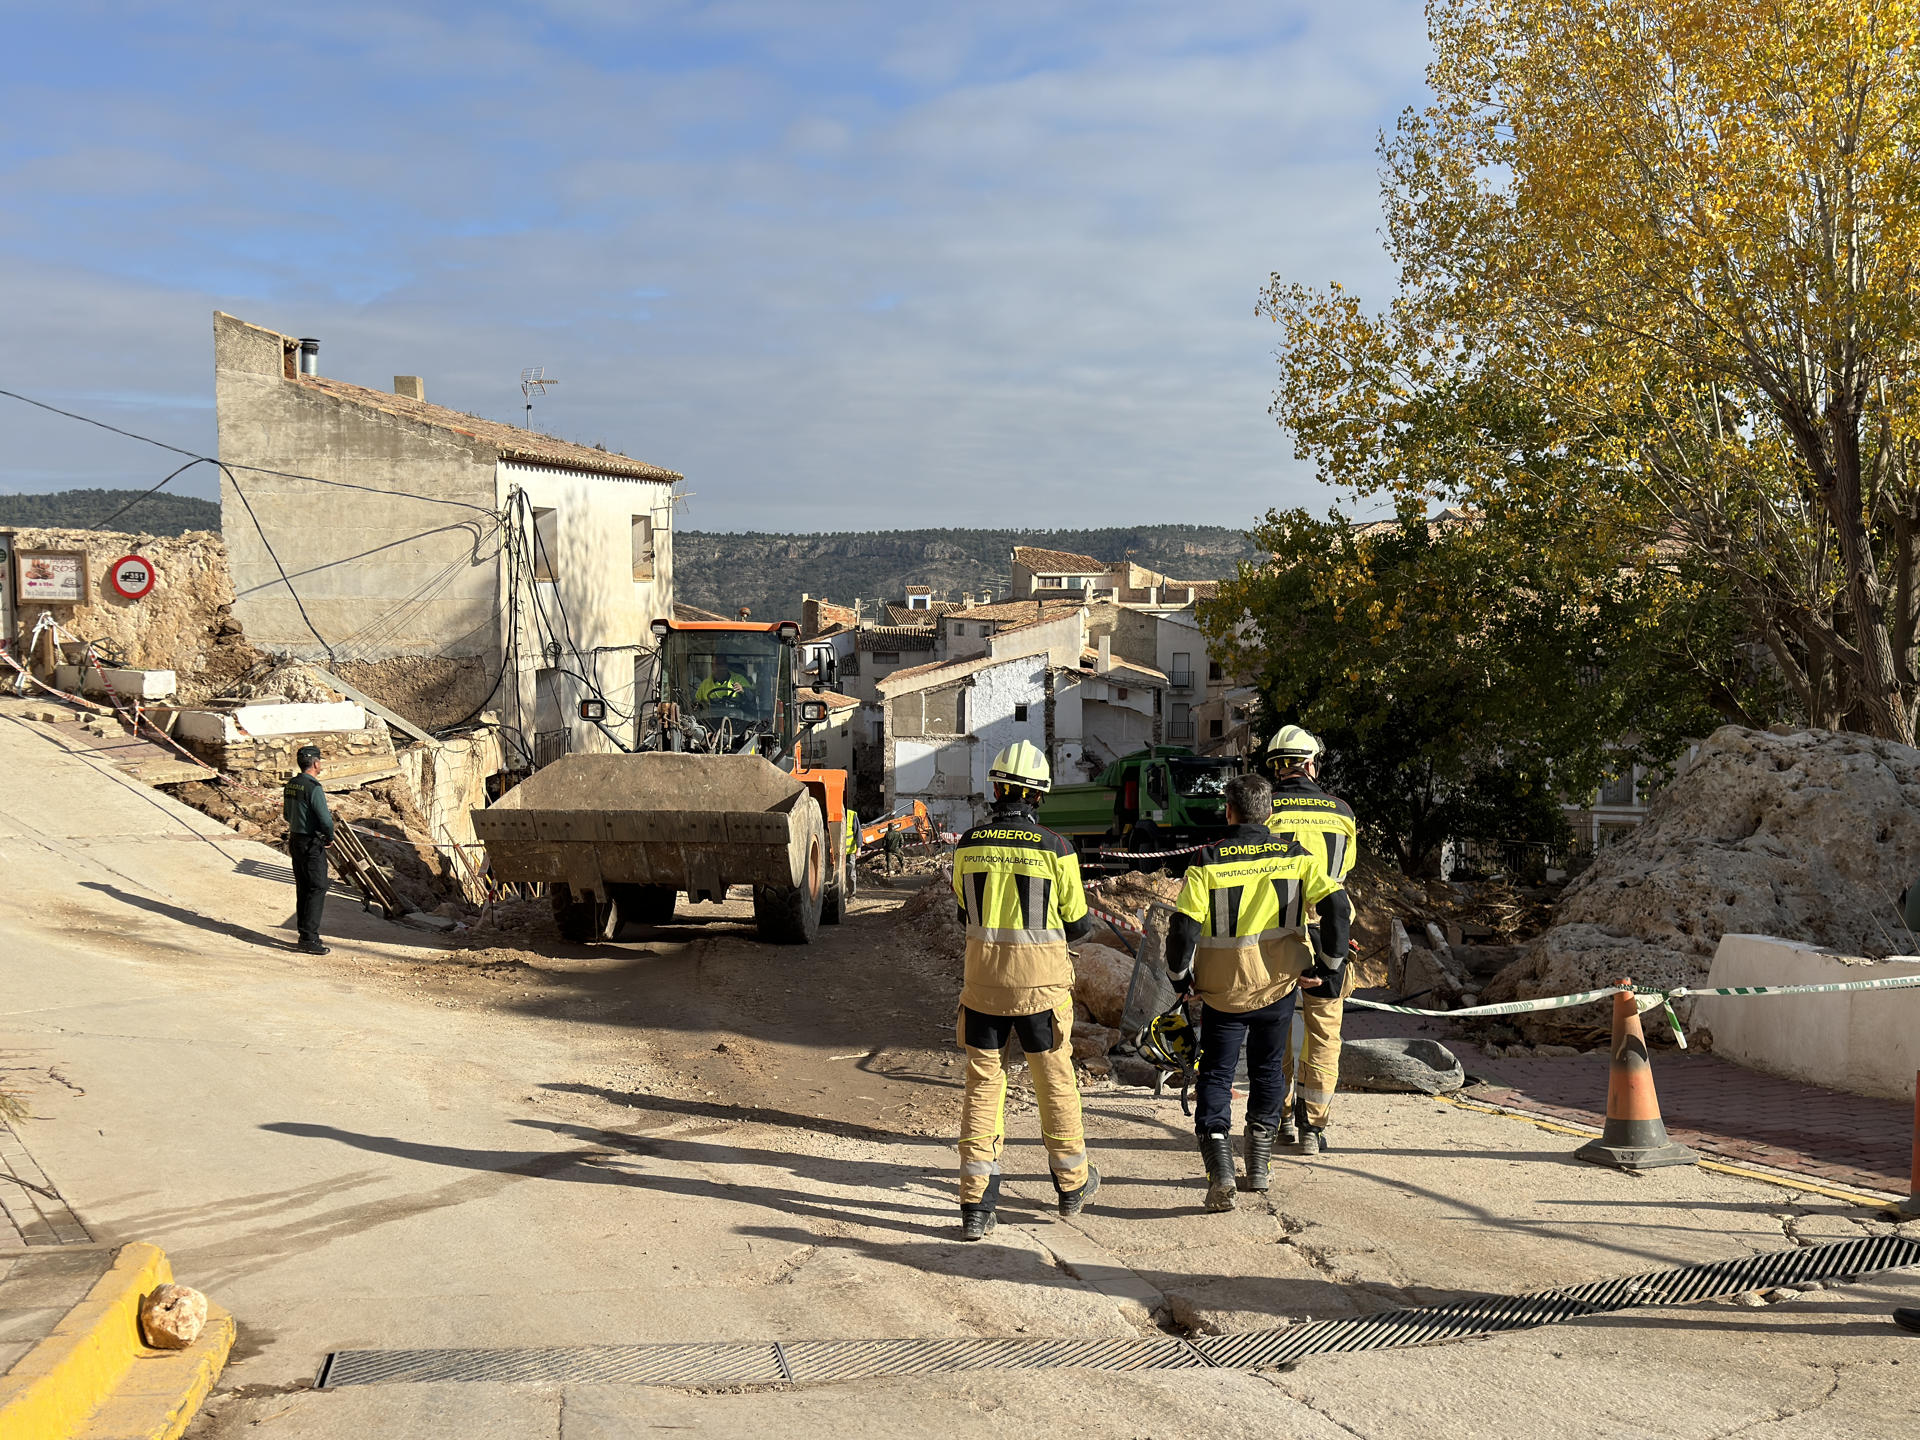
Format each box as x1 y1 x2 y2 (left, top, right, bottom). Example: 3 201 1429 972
213 313 500 674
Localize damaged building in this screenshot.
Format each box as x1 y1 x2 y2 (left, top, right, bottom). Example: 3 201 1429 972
213 312 681 762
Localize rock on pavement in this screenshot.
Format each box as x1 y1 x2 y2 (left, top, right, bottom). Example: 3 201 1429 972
140 1282 209 1348
1338 1037 1464 1094
1486 725 1920 1040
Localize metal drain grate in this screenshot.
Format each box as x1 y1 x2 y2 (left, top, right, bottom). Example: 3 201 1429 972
317 1234 1920 1389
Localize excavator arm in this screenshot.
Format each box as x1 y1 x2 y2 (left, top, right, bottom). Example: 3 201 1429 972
858 801 934 850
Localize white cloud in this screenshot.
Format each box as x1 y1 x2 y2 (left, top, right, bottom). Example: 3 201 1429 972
0 2 1430 528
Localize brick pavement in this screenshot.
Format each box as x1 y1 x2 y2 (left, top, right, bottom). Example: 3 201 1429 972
1346 1006 1915 1198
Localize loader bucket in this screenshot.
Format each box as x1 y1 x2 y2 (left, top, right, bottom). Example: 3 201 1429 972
473 752 817 900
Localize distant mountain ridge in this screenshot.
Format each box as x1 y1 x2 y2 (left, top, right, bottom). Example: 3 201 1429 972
0 492 1255 622
0 488 221 537
673 526 1257 622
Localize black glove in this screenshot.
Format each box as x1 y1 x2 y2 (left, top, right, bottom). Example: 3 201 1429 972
1301 956 1343 992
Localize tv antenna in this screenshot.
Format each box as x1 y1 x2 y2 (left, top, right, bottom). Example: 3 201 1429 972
520 366 558 428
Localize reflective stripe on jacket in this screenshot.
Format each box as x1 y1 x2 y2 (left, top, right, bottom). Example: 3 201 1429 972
1172 825 1340 1013
1268 777 1358 880
952 803 1090 1017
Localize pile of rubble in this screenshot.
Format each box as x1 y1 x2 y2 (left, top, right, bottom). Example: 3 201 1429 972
1484 725 1920 1042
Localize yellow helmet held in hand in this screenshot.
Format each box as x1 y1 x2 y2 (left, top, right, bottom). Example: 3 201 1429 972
1265 724 1322 765
988 739 1052 794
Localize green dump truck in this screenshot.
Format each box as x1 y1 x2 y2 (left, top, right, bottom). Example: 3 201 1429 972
1038 746 1246 868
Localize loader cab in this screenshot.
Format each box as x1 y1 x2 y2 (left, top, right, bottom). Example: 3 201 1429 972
643 621 813 759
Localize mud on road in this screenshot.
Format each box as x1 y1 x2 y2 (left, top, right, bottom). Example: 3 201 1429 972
310 878 983 1144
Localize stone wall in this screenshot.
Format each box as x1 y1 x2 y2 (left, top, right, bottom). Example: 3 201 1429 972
177 718 397 788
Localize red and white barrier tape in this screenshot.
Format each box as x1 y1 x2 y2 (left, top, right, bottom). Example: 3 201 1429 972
1089 903 1146 937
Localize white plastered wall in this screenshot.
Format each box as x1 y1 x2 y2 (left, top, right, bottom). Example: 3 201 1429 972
497 460 675 758
1695 935 1920 1100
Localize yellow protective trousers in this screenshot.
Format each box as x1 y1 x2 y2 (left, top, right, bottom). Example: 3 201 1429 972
956 1004 1088 1204
1283 963 1357 1130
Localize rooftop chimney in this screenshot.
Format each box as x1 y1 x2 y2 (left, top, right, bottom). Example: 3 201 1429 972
296 338 321 376
1097 635 1112 674
394 375 425 401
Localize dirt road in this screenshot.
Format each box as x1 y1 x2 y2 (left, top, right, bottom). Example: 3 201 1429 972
3 709 1916 1440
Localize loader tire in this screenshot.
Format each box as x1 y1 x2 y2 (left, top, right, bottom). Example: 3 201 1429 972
554 884 615 944
612 883 677 928
754 798 825 944
821 830 848 926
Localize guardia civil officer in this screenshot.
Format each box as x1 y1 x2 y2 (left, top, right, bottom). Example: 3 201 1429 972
1166 773 1350 1211
284 745 335 955
1264 726 1360 1155
950 741 1099 1240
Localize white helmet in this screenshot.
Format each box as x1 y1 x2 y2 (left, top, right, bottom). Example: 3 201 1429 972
988 739 1052 794
1266 724 1322 764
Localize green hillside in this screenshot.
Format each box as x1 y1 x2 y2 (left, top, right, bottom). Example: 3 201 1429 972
673 526 1257 621
0 488 221 536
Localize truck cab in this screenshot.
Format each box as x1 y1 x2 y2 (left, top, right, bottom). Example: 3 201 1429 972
1039 746 1245 870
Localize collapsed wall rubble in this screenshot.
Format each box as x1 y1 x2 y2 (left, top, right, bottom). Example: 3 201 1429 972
1484 725 1920 1042
6 527 261 701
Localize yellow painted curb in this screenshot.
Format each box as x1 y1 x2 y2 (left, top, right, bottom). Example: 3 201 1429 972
77 1302 235 1440
0 1242 234 1440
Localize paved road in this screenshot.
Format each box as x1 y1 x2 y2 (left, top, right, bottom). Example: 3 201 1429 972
1 710 1915 1438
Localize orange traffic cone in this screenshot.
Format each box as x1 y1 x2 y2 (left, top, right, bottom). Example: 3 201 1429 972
1574 987 1699 1171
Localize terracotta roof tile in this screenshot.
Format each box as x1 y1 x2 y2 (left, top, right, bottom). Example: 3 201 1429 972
858 626 937 651
947 599 1084 623
298 375 681 482
1012 545 1106 574
797 686 860 710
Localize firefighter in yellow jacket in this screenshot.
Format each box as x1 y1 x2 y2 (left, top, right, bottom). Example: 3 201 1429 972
950 740 1099 1240
1265 725 1360 1156
1167 772 1350 1210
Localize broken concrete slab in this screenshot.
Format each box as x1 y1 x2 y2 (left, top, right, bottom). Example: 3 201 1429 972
175 701 367 741
53 663 178 699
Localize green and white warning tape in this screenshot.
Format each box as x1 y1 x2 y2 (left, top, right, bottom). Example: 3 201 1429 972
1346 971 1920 1049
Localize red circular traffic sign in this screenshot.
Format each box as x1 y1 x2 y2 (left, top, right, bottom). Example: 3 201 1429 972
108 554 157 600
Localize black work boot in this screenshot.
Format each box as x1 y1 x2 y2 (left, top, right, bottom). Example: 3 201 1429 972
959 1175 1000 1241
1057 1165 1100 1218
1242 1123 1275 1192
1894 1308 1920 1334
1199 1133 1237 1212
1276 1105 1300 1147
1299 1127 1329 1156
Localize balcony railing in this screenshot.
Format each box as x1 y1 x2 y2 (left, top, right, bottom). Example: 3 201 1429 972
1168 670 1195 691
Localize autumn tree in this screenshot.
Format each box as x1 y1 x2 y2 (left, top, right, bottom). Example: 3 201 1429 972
1200 497 1755 874
1267 0 1920 741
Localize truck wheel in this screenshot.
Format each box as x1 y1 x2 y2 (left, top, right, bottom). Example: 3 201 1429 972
754 799 825 944
612 883 676 928
1127 822 1165 874
553 884 615 943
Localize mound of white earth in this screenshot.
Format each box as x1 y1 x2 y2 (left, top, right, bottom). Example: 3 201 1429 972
1484 725 1920 1040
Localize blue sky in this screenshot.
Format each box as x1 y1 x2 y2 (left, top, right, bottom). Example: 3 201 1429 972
0 1 1428 530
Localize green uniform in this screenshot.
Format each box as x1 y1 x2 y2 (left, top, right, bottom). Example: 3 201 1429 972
283 771 334 839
